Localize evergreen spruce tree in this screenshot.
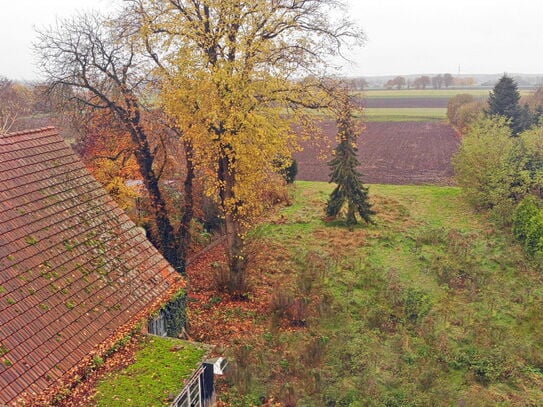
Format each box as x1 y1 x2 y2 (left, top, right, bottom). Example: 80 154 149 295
326 94 374 227
487 75 524 135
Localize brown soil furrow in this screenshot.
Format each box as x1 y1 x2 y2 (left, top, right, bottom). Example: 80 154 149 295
295 121 459 185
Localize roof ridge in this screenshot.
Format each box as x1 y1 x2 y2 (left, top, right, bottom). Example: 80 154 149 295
2 126 57 137
0 127 59 146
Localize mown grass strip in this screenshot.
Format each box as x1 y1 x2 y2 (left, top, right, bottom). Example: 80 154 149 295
360 107 447 122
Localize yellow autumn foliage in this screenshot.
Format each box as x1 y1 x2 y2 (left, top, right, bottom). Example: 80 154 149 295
131 0 363 277
136 0 354 225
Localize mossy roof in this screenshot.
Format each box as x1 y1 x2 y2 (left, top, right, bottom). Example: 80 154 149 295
94 335 208 407
0 127 185 405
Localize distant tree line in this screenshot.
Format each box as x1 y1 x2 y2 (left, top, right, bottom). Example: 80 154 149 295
384 73 454 90
343 77 369 91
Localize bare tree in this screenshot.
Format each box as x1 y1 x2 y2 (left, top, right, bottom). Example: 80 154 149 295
35 13 191 272
384 76 406 90
0 77 32 134
443 73 454 88
432 74 443 89
412 75 431 90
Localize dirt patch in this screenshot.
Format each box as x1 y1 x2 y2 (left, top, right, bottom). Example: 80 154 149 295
294 121 460 185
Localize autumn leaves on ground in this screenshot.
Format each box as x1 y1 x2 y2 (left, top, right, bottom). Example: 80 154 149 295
185 182 543 406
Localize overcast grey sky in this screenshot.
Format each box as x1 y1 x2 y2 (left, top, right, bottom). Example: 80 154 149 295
0 0 541 80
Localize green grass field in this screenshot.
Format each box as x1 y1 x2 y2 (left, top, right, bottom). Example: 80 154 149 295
359 88 532 98
236 181 543 406
362 107 447 122
289 107 447 122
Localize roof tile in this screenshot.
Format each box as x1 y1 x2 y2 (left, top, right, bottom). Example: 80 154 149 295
0 128 184 405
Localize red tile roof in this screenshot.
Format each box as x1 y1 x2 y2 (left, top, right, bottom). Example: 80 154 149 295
0 127 185 406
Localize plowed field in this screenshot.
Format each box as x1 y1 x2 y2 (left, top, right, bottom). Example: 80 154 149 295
294 121 460 185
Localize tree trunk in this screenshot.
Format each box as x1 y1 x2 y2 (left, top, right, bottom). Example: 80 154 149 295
128 121 184 272
178 139 195 271
218 151 247 296
224 211 246 294
346 201 356 230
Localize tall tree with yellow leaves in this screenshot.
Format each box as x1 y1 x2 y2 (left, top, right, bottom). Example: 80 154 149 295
129 0 364 294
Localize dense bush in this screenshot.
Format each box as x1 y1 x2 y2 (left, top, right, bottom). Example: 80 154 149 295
525 211 543 257
273 156 298 184
447 94 485 133
447 94 475 124
452 116 529 223
403 288 432 322
453 100 486 133
512 195 540 242
282 159 298 184
455 118 543 221
453 347 511 385
162 291 188 337
519 125 543 197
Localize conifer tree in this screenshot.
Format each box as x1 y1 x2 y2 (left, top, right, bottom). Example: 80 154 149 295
326 93 374 227
487 75 523 135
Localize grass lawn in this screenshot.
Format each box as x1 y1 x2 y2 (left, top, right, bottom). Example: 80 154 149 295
226 181 543 406
361 107 447 122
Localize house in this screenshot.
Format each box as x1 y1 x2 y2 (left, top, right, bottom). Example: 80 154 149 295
0 127 215 406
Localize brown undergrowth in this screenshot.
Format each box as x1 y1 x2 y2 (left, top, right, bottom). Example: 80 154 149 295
185 233 336 406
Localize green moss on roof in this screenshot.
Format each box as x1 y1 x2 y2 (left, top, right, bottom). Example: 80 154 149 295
94 336 207 407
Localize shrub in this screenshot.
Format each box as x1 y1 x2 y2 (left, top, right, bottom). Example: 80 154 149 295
365 304 399 333
260 173 292 207
282 158 298 184
403 288 432 323
200 196 223 233
512 195 540 242
454 100 486 134
273 156 298 184
447 94 475 126
525 211 543 256
453 116 529 223
301 336 328 367
231 344 253 395
428 253 482 290
212 261 249 296
453 346 513 385
270 289 295 319
288 296 310 327
519 125 543 197
414 226 447 246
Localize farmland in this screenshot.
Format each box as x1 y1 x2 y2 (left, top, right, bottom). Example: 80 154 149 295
295 121 459 185
295 88 465 185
